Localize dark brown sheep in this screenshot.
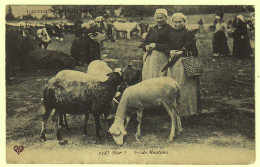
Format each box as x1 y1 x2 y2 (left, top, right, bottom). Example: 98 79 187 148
40 72 124 143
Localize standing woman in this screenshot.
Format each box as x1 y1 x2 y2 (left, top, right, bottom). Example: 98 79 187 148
36 28 51 49
167 13 201 116
70 19 86 65
212 16 229 57
233 15 251 59
139 8 174 80
85 20 102 62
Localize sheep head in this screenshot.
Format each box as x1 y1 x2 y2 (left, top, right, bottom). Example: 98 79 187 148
106 72 124 85
108 119 127 146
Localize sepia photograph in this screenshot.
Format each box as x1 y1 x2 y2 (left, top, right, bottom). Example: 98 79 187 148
4 2 256 165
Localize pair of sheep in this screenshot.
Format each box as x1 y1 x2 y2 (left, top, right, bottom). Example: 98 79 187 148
40 60 182 145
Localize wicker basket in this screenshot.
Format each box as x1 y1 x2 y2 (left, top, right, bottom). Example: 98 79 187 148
181 57 204 77
90 33 106 42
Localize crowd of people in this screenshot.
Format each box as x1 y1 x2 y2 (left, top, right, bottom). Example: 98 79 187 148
212 13 252 59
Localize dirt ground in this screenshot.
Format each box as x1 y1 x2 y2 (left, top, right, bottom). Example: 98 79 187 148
6 20 255 164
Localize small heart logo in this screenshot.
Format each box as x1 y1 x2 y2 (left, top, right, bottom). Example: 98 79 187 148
13 145 24 155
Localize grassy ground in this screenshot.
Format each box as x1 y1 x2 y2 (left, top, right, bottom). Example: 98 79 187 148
6 13 255 164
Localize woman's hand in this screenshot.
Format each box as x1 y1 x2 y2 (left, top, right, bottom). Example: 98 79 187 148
145 43 156 51
170 50 183 57
145 45 150 51
149 43 156 49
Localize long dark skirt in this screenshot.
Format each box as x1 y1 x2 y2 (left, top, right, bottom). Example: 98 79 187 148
70 37 84 64
70 37 92 64
89 41 101 62
213 30 230 55
233 36 251 59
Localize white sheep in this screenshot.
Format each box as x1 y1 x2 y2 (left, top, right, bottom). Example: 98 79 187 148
109 77 183 146
55 60 113 82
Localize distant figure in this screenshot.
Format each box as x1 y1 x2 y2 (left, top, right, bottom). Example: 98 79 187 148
107 18 115 42
53 22 64 41
215 7 224 20
139 17 149 35
211 15 218 31
95 16 107 49
85 20 102 62
198 19 204 29
233 15 251 59
71 19 85 65
95 16 106 33
74 19 84 38
227 19 233 29
246 20 255 31
212 16 229 56
37 28 51 49
213 7 224 29
226 19 234 38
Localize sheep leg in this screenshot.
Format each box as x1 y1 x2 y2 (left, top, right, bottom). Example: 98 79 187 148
40 107 52 141
63 113 69 130
103 112 112 141
124 116 131 129
135 111 143 142
162 102 176 141
83 112 89 135
58 112 65 128
53 110 62 140
173 104 183 134
94 114 102 143
127 31 131 39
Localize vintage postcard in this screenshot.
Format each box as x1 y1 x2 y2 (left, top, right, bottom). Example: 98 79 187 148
2 0 258 166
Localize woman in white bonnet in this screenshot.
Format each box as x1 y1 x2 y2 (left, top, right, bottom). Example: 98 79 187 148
212 15 229 57
167 12 202 116
139 8 174 80
233 15 251 59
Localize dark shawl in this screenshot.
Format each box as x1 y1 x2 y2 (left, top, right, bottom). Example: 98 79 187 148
170 28 198 57
139 24 174 56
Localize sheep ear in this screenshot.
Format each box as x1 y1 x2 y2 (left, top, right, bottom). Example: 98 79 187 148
107 114 115 120
119 126 127 135
122 130 127 135
108 126 120 136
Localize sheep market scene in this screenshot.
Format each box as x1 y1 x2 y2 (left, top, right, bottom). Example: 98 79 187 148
5 5 255 164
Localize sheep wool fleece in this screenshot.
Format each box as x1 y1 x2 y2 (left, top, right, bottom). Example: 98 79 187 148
45 77 112 115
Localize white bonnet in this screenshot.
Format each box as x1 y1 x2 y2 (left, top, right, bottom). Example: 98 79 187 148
88 20 96 25
154 8 168 18
237 15 245 22
95 16 103 22
171 13 187 23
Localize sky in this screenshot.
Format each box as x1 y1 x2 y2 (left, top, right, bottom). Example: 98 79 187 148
6 5 53 18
